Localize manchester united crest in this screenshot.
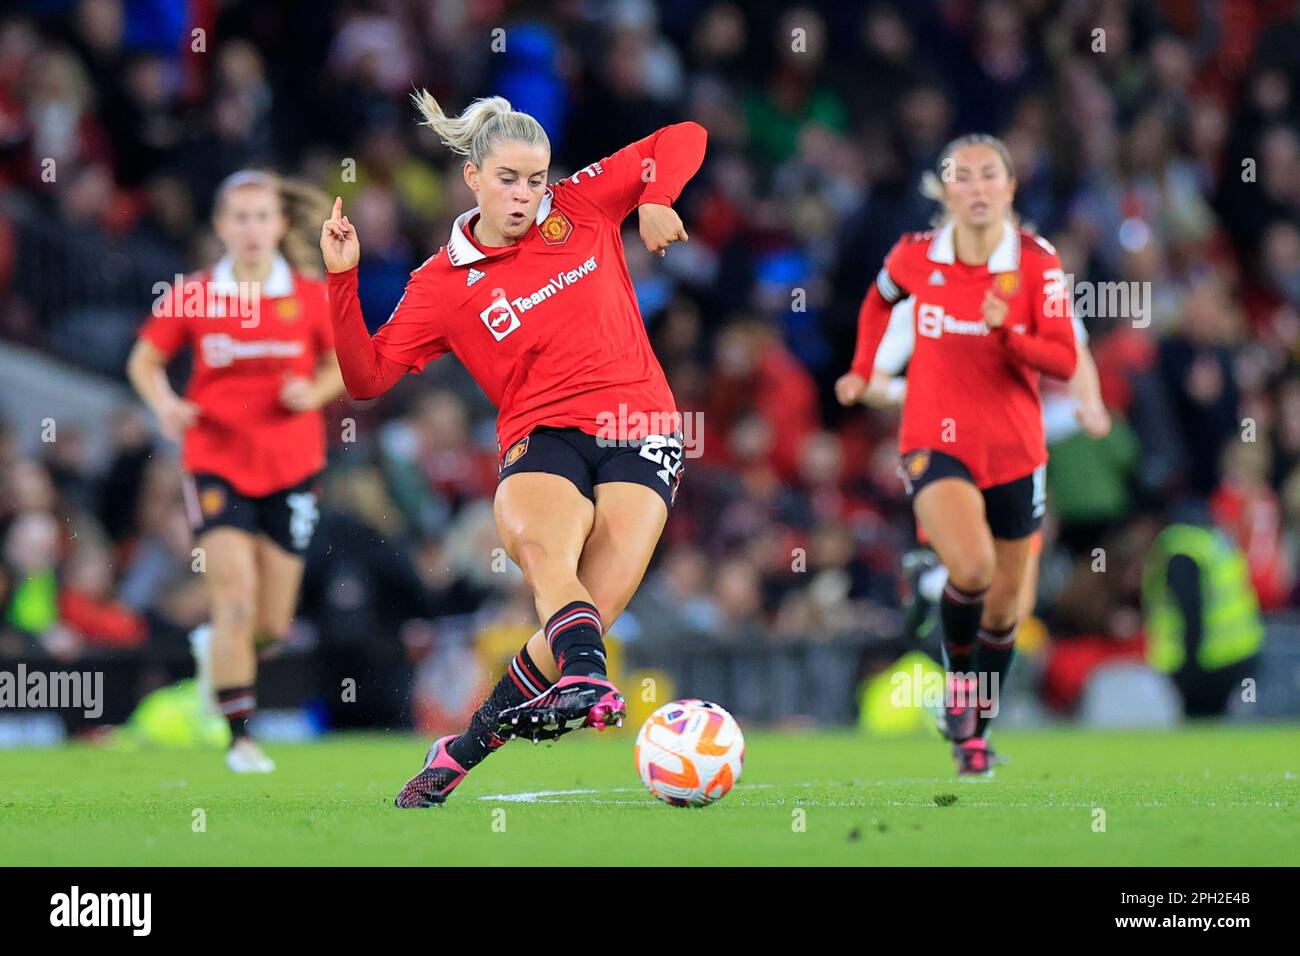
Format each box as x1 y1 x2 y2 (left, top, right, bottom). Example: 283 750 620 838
539 210 573 245
276 298 300 321
992 271 1021 299
502 436 529 468
906 449 930 478
200 486 226 516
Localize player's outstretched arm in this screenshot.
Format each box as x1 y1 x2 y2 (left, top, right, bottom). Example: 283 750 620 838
837 267 903 406
571 122 708 245
634 122 707 256
321 197 407 400
636 122 708 208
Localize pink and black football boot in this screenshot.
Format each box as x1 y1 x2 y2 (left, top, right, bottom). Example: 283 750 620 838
394 735 468 808
937 673 979 743
495 675 626 742
953 736 999 779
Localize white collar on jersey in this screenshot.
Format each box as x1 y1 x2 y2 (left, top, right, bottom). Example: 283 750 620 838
927 219 1021 272
445 189 555 267
210 252 294 297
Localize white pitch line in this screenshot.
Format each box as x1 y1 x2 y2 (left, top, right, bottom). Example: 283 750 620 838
475 780 947 802
476 783 795 804
474 784 1294 809
472 781 1007 806
477 787 640 803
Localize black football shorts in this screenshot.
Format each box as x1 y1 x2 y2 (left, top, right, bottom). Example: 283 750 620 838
497 427 684 510
897 449 1045 540
183 472 322 555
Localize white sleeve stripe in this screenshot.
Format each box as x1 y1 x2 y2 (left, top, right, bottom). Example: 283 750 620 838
1072 315 1088 345
876 267 902 304
874 297 915 373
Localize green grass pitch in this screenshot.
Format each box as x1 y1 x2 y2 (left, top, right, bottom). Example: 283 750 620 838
1 724 1295 866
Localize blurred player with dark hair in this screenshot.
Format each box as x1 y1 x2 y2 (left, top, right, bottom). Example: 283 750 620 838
321 94 706 807
861 288 1110 644
837 134 1077 776
128 171 344 772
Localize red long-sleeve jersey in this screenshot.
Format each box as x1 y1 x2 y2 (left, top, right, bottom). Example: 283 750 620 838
849 222 1077 488
330 122 708 454
138 255 334 496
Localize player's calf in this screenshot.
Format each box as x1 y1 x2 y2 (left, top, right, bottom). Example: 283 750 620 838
496 600 625 740
972 622 1017 738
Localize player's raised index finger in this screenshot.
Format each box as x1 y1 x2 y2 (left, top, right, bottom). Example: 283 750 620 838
332 196 343 220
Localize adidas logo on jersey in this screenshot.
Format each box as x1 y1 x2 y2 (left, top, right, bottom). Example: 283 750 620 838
467 268 486 287
928 269 946 286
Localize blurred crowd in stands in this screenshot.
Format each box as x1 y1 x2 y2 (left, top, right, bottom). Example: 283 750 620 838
1 0 1299 725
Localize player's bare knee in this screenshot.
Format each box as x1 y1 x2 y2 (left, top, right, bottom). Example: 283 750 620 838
256 616 292 645
514 539 577 594
212 596 256 636
983 604 1019 632
512 538 549 581
947 550 995 592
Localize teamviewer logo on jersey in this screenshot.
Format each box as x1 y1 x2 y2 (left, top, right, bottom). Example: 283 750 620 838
480 296 521 341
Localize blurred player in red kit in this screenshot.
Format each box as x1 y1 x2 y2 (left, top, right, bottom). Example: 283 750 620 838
861 285 1110 657
321 94 706 807
128 171 344 773
837 134 1077 776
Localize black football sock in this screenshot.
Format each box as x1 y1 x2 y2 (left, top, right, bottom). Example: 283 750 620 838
545 600 607 678
446 643 550 770
973 623 1017 738
217 686 255 742
939 581 986 674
